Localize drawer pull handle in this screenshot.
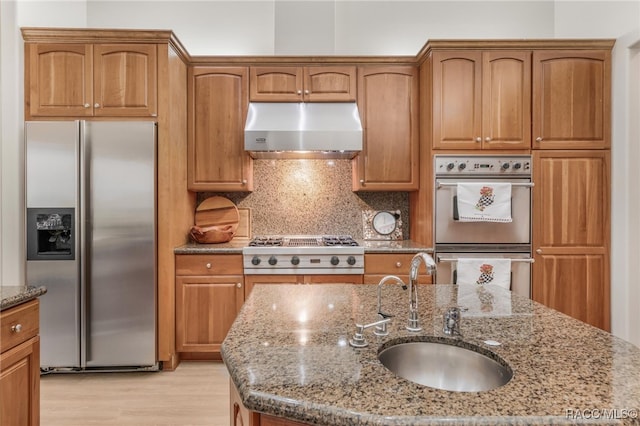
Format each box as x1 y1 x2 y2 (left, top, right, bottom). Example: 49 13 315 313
11 324 22 333
396 262 402 268
206 263 212 269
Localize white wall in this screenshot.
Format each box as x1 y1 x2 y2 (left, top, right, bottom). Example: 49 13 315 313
1 0 638 346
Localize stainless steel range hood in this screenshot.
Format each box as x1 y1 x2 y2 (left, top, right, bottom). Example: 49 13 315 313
244 102 362 159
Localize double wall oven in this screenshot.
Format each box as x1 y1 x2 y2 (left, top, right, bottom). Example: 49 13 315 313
433 155 533 297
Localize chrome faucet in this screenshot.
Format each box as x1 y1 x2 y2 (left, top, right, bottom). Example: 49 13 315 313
443 307 462 336
374 275 407 336
407 252 437 332
349 317 392 348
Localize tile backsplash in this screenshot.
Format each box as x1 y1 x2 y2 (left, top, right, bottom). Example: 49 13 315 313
199 159 409 239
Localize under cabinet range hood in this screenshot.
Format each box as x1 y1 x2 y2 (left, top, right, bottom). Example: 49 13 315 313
244 102 363 159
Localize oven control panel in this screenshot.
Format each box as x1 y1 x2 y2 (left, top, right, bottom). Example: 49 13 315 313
434 155 531 176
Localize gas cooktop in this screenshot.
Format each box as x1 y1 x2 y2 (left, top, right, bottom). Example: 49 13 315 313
243 235 364 274
248 235 359 247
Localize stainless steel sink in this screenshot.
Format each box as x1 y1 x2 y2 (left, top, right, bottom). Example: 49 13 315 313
378 340 512 392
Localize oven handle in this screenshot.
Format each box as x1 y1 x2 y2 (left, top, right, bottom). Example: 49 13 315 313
436 256 534 263
436 181 535 189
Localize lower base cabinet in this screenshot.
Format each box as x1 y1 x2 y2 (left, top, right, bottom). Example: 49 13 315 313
0 299 40 426
229 379 306 426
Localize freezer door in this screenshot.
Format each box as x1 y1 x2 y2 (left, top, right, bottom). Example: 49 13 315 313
83 121 156 367
25 121 81 368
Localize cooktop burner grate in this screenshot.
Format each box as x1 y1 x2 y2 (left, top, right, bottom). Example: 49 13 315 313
248 235 359 247
287 238 322 247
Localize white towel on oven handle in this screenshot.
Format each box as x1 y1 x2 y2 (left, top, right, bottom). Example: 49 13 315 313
456 258 511 290
456 182 513 223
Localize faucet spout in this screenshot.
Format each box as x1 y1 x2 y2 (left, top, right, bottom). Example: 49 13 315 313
375 275 407 336
407 252 437 332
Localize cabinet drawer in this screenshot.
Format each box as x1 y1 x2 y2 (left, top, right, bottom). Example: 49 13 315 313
1 299 39 353
175 254 243 275
364 254 417 274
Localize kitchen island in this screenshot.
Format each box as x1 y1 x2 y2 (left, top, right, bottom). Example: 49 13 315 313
222 284 640 426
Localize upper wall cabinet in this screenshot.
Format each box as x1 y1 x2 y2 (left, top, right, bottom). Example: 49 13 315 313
431 50 531 150
188 66 253 192
249 66 356 102
532 50 611 149
353 66 419 191
26 43 158 118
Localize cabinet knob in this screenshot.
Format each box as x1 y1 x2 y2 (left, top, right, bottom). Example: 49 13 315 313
297 90 302 95
396 262 402 268
304 90 309 95
206 263 212 269
94 103 100 108
536 137 543 142
84 103 90 108
11 324 22 333
475 137 482 143
359 179 365 184
236 283 242 288
485 137 492 142
536 249 542 254
241 179 247 185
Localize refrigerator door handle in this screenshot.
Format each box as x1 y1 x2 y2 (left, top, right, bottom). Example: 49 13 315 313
79 120 89 368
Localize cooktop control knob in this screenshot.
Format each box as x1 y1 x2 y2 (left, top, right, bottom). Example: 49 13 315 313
268 256 278 266
446 162 455 171
458 163 466 171
501 163 510 170
513 162 522 170
347 256 356 266
291 256 300 266
251 256 261 266
330 256 340 266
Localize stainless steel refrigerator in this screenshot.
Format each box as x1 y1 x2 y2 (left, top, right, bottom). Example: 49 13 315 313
25 121 157 371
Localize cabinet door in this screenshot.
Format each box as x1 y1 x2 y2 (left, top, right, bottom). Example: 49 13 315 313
176 276 244 352
353 66 419 191
244 275 300 298
532 151 610 330
0 337 40 426
304 66 357 102
431 51 482 150
482 51 531 149
302 274 363 284
532 50 611 149
249 67 302 102
93 44 157 117
230 379 259 426
28 43 93 117
188 67 253 191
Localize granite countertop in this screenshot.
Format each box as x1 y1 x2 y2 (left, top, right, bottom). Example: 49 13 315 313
0 285 47 311
222 284 640 426
175 239 432 254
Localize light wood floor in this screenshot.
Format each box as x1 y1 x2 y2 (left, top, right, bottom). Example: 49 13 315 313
40 361 230 426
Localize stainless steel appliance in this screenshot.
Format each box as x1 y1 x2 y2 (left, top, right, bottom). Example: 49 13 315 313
433 155 533 297
244 102 362 159
243 235 364 274
26 121 157 372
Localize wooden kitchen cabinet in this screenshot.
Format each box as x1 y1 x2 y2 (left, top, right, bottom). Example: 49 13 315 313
244 274 363 297
363 253 432 285
26 43 157 118
249 66 356 102
532 50 611 150
188 66 253 191
175 255 244 354
0 299 40 426
532 151 610 330
353 66 419 191
431 50 531 150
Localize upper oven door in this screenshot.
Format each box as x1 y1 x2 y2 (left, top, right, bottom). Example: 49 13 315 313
434 178 531 245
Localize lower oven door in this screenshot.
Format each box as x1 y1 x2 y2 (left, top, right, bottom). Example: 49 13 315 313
434 178 531 245
435 252 532 298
